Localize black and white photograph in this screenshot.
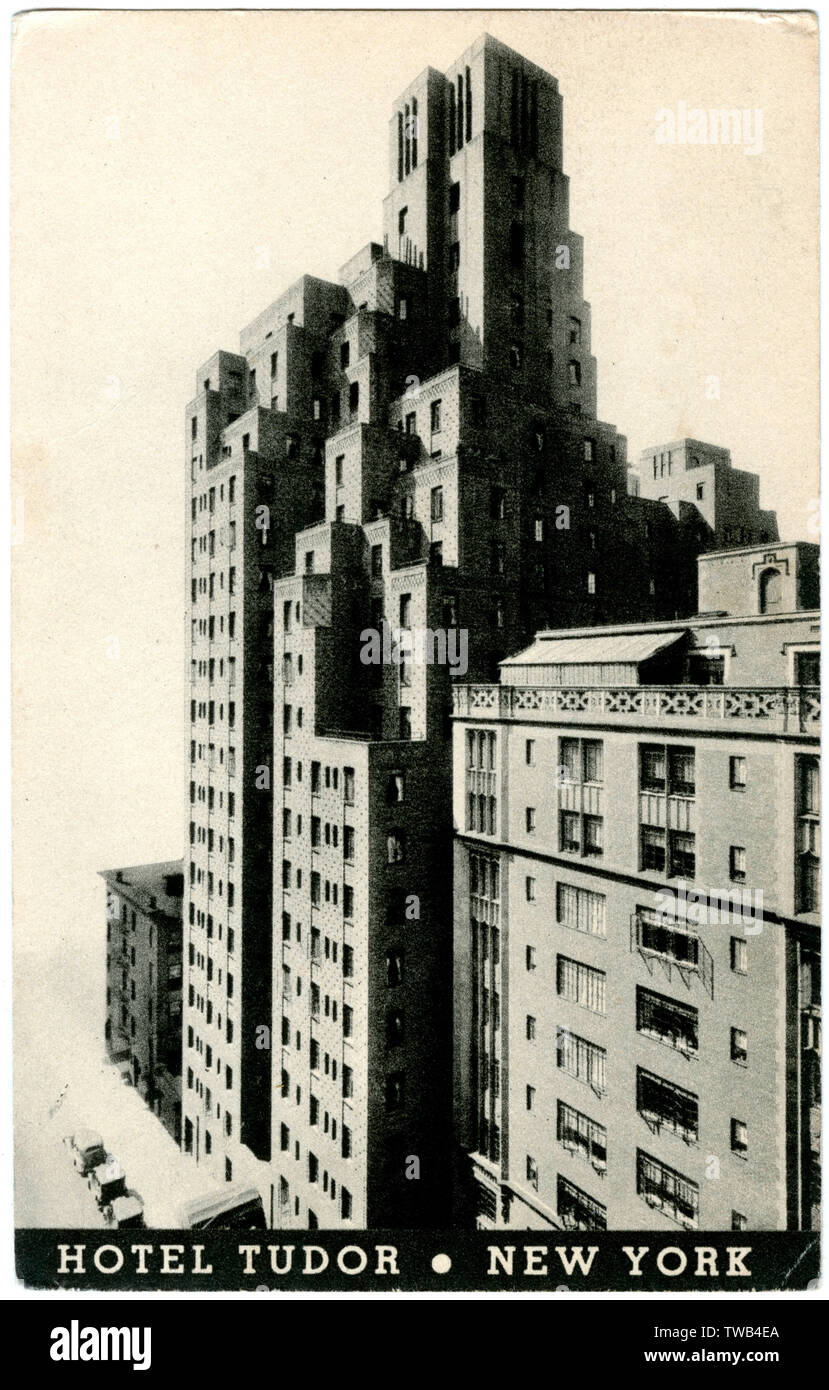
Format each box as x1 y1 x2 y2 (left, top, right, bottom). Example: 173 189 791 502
10 7 821 1318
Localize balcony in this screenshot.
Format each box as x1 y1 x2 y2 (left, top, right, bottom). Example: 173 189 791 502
453 684 820 735
631 912 714 999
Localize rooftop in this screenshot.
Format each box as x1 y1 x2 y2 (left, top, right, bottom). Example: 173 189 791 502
99 860 184 921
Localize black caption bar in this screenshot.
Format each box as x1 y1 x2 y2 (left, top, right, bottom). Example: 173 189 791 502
16 1228 819 1293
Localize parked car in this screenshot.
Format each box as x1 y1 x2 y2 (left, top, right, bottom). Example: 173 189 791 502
178 1184 266 1230
104 1192 145 1229
88 1159 127 1211
66 1129 106 1177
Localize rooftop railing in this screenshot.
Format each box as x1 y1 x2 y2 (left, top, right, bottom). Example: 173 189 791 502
452 684 820 734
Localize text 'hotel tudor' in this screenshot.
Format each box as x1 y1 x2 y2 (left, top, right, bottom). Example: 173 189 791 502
102 35 820 1233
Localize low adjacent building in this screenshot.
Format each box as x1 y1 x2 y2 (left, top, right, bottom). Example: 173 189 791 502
101 861 184 1143
452 543 820 1232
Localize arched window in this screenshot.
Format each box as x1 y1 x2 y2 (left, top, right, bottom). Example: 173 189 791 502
759 567 782 614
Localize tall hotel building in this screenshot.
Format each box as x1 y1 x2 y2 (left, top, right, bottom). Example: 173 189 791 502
181 35 782 1227
453 543 820 1232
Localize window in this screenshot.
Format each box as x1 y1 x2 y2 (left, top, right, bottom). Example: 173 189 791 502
525 876 535 902
526 1156 539 1190
557 1176 606 1231
584 811 603 856
796 754 820 912
526 1015 536 1042
640 826 666 873
557 956 606 1015
640 745 666 792
732 1211 748 1232
637 1067 698 1143
731 1119 748 1158
534 517 544 542
795 650 820 685
449 181 460 212
385 1073 404 1112
731 1028 748 1065
559 808 603 859
636 986 699 1056
341 1188 352 1220
526 945 536 971
568 360 581 387
729 756 746 790
509 222 524 271
343 826 355 861
730 846 746 883
509 342 523 370
386 948 404 988
386 829 405 864
687 651 724 685
669 832 696 879
557 1029 606 1094
558 1101 607 1172
556 883 606 937
635 909 700 969
430 400 442 434
525 807 536 834
731 937 748 974
586 572 596 595
668 748 695 796
369 543 384 579
490 486 506 520
431 486 444 522
759 567 782 614
339 341 350 370
637 1151 698 1227
560 811 580 854
386 771 405 804
386 1009 404 1047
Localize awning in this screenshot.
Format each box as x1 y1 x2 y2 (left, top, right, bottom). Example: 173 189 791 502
500 630 687 667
